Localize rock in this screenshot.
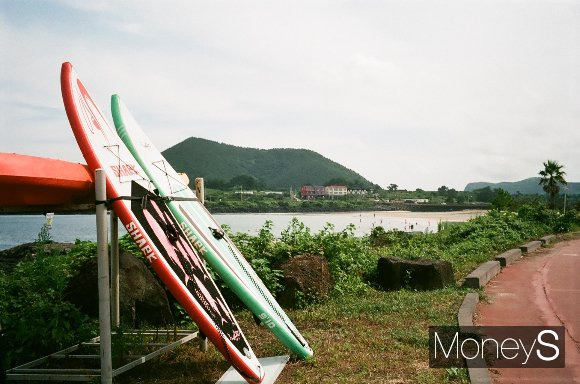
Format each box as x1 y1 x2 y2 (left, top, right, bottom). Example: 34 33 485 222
377 257 454 291
278 254 333 308
65 250 173 327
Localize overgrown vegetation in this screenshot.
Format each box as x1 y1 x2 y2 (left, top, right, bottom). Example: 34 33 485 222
218 203 578 301
35 223 53 244
0 241 98 369
1 202 578 382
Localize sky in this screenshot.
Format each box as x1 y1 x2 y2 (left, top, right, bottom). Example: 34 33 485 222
1 0 579 191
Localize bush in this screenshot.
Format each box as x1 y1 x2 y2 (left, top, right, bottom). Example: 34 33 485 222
517 203 578 233
35 223 53 244
222 207 566 298
365 209 551 279
228 219 377 296
0 241 98 367
551 210 579 233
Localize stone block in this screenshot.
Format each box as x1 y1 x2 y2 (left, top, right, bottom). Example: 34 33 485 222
457 293 492 384
540 235 555 246
462 261 501 289
457 292 479 326
495 249 522 267
278 254 333 308
377 257 454 291
520 241 542 253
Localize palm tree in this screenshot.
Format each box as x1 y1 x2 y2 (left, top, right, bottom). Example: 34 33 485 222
538 160 567 209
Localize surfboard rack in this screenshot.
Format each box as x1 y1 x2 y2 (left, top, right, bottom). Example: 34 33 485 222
5 330 199 382
4 171 289 383
5 170 202 383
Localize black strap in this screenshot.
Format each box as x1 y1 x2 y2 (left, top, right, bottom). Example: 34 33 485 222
95 195 198 209
95 196 142 209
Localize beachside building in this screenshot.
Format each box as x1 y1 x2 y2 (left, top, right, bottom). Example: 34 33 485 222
300 185 326 199
324 185 348 197
348 189 369 196
300 185 349 198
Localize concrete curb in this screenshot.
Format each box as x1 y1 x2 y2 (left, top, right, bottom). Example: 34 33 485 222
520 241 542 253
459 235 555 384
458 293 491 384
494 248 522 267
462 261 501 289
457 292 478 327
540 235 555 246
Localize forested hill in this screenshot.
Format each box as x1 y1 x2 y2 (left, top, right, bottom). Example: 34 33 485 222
465 177 580 195
162 137 378 190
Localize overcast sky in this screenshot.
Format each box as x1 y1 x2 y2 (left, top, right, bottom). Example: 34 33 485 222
1 1 578 190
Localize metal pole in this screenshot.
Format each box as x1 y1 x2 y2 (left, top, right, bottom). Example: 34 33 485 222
110 210 120 328
194 177 208 352
199 332 208 352
95 169 113 384
195 177 205 204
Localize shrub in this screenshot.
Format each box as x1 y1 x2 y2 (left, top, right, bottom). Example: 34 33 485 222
0 242 98 367
35 223 53 244
228 219 377 296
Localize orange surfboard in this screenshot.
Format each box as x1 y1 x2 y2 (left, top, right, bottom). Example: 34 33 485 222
0 152 94 211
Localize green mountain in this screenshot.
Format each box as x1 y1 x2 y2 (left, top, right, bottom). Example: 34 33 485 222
465 178 580 195
162 137 378 190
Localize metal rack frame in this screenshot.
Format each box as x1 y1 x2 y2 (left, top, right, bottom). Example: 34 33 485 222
4 171 288 383
6 330 198 382
5 170 200 383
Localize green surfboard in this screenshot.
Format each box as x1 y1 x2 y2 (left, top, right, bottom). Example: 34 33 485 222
111 95 313 359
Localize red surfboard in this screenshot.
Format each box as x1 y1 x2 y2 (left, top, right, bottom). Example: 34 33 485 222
0 153 94 210
60 62 263 383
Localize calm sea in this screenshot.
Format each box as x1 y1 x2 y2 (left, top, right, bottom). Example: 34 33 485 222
0 211 483 251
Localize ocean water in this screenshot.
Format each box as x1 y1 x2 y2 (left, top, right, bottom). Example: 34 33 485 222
0 210 482 251
0 215 98 251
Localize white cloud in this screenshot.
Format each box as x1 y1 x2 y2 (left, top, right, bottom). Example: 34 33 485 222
1 0 579 190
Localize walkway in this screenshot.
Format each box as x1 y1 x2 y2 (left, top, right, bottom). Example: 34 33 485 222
476 238 580 383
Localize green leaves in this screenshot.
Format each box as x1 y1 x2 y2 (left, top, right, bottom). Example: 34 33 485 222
228 218 376 297
35 223 53 244
539 160 567 208
0 244 98 367
371 208 558 279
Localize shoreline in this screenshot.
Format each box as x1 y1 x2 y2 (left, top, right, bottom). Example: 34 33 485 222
0 210 487 251
215 209 488 220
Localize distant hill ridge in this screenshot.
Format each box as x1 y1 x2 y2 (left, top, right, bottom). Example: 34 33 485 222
465 177 580 195
162 137 377 190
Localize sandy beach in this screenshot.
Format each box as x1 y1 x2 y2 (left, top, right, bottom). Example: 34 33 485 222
369 209 488 222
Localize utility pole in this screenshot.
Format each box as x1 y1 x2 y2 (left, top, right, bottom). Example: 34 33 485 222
563 186 568 214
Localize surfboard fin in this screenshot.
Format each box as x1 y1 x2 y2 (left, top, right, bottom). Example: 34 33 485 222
252 313 262 326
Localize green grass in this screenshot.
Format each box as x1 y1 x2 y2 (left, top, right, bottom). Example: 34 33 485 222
2 205 577 383
115 289 469 384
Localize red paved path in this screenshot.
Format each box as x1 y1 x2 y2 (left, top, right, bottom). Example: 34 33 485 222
476 238 580 383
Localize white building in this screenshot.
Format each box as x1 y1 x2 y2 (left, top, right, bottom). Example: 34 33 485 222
324 185 348 196
348 189 369 196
